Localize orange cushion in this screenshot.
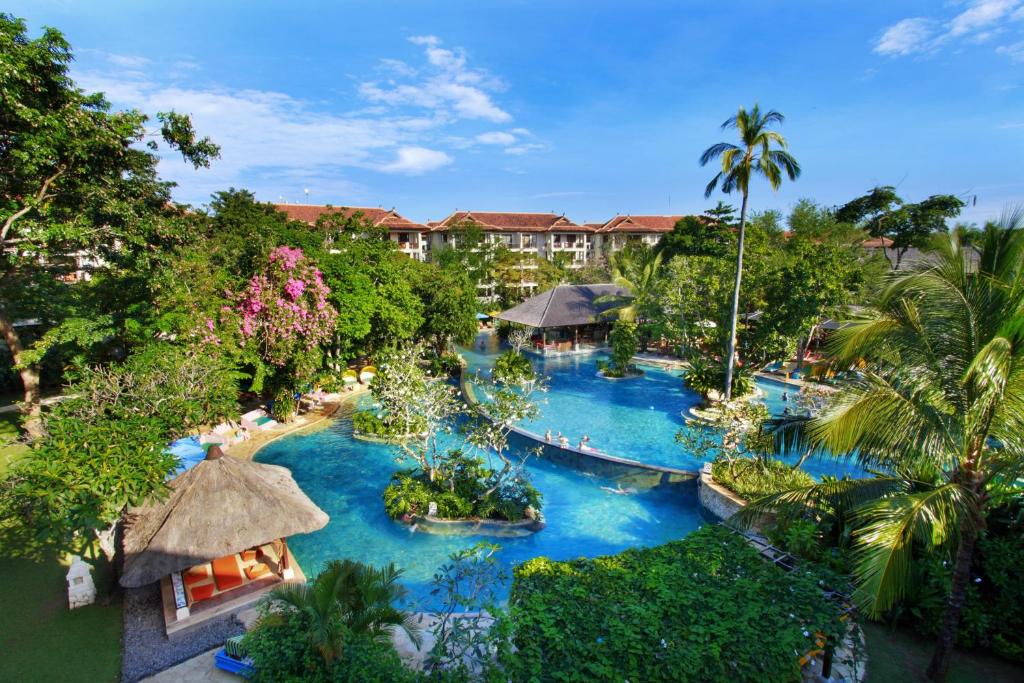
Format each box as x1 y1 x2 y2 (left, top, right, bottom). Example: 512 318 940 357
245 563 272 581
188 581 216 603
212 555 244 592
240 549 257 563
183 565 210 586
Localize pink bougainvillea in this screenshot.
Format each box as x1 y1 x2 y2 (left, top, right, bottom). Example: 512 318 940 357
233 246 337 365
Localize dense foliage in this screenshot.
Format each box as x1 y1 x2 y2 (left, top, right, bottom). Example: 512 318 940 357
351 409 423 440
503 525 843 682
711 457 814 500
606 319 639 376
492 350 534 385
383 452 542 522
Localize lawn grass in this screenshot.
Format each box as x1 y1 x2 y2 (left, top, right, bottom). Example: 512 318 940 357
0 411 28 476
864 621 1024 683
0 521 123 683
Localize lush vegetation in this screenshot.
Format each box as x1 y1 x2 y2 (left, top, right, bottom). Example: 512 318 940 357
603 319 639 377
373 344 545 523
503 525 844 682
352 409 424 440
383 452 542 522
492 350 534 385
740 218 1024 679
711 457 814 500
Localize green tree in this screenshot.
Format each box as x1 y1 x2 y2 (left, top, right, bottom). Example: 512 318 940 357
597 244 663 323
700 104 800 400
256 559 420 666
741 213 1024 681
838 187 965 269
414 266 478 356
657 214 733 260
608 320 639 374
0 15 218 435
433 220 504 304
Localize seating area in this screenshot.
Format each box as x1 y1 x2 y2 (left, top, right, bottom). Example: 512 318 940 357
181 544 283 606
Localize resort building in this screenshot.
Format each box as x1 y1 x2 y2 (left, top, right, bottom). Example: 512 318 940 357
276 204 431 261
593 214 685 250
496 283 628 354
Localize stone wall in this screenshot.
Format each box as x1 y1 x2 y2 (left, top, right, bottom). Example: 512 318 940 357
697 469 748 521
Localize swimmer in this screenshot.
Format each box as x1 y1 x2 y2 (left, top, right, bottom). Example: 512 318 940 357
782 391 790 402
545 429 552 442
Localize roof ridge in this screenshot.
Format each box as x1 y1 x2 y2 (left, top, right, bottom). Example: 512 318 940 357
536 285 562 328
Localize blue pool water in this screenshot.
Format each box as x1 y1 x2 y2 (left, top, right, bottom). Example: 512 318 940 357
256 417 706 609
462 337 864 479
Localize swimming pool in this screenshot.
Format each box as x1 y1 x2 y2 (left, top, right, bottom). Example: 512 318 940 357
255 414 706 609
461 336 863 479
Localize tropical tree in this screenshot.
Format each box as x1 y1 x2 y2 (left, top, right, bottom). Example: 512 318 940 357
700 104 800 399
0 15 218 435
257 559 421 666
597 244 663 323
740 212 1024 681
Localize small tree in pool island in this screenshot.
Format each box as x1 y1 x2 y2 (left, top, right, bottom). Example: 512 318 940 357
700 103 800 400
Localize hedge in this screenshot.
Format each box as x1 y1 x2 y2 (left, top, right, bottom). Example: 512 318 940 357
503 525 843 682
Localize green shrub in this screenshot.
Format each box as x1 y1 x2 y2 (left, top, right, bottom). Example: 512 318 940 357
272 390 297 422
711 457 814 500
352 409 423 440
492 351 533 385
383 454 542 522
244 612 418 683
608 320 638 373
899 530 1024 662
504 525 843 682
684 354 753 401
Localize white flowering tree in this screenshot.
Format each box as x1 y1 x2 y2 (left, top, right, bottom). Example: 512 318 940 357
507 325 534 355
372 343 463 483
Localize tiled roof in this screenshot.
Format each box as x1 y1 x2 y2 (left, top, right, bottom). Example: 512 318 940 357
435 211 591 233
596 215 685 233
275 204 427 231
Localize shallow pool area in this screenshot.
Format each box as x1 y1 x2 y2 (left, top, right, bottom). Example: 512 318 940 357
255 415 706 609
461 337 864 479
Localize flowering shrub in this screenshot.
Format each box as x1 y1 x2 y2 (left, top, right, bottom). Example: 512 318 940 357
236 246 337 366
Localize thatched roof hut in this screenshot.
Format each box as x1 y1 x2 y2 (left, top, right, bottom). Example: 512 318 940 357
496 284 628 328
120 447 328 588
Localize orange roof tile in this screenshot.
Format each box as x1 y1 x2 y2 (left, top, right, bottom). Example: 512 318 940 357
435 211 592 233
275 204 427 231
596 215 686 233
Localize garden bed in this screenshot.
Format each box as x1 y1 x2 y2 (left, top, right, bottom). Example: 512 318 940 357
405 512 545 537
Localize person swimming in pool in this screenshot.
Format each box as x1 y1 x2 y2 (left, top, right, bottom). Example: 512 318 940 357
545 429 552 442
782 391 790 402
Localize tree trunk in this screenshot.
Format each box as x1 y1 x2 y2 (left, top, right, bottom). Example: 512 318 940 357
797 324 817 370
723 192 749 400
925 512 981 681
0 308 43 440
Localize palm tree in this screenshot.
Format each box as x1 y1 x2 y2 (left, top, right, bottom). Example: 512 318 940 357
259 559 422 665
700 104 800 399
741 212 1024 681
598 245 663 323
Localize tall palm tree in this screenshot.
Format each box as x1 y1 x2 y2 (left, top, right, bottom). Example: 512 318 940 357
742 212 1024 681
700 104 800 399
259 559 422 665
598 245 663 322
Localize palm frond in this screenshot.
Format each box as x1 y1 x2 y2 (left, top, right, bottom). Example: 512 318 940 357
850 484 979 616
699 142 739 166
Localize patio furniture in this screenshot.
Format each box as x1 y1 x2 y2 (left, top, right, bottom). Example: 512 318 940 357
359 366 376 384
215 636 254 679
212 554 245 592
240 409 278 431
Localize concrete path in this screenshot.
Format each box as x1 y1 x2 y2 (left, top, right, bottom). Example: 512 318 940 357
141 648 235 683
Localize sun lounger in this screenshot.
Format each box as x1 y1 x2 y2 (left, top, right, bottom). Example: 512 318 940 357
212 554 244 592
240 409 278 431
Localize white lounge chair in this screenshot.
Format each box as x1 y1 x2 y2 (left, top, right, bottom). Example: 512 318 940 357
241 409 279 432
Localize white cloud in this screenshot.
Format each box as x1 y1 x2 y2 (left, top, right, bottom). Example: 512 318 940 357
377 146 452 174
504 143 545 156
874 18 938 56
875 1 1024 60
996 40 1024 59
361 36 511 123
476 131 516 145
949 0 1019 36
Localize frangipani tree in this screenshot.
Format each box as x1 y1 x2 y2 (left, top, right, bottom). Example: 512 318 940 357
740 212 1024 682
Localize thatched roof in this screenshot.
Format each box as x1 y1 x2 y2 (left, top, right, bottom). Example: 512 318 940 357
496 284 629 328
120 448 328 588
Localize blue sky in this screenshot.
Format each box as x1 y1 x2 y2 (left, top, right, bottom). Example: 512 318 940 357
11 1 1024 225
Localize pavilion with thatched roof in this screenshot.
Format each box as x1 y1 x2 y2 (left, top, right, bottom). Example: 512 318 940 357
120 446 328 634
496 283 629 354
